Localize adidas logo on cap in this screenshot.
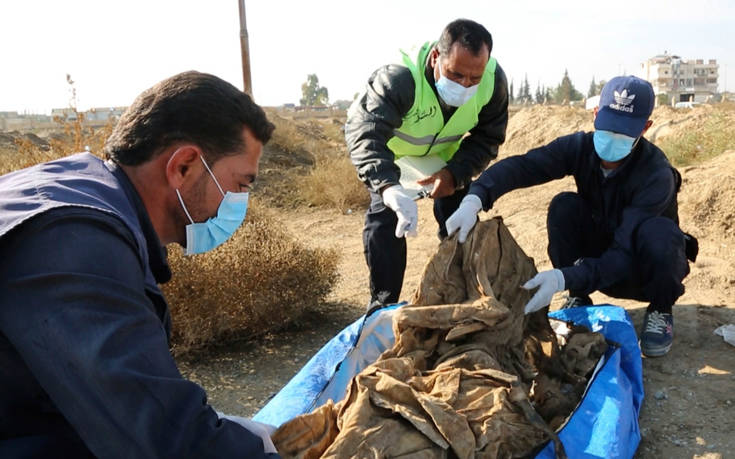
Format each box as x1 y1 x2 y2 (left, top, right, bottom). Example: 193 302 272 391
609 89 635 113
613 90 635 106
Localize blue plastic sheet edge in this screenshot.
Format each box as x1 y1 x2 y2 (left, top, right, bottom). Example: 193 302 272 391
254 304 644 459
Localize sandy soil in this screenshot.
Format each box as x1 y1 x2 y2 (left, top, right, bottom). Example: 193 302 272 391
181 149 735 459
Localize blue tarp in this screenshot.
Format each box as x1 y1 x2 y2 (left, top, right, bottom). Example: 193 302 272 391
254 305 644 459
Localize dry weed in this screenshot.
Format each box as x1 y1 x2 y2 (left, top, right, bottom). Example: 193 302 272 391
658 106 735 167
0 112 112 175
263 109 369 211
302 155 368 212
162 204 340 353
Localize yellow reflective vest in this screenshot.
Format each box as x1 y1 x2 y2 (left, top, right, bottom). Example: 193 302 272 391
387 41 497 161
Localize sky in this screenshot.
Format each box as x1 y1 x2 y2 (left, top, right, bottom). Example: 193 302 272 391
1 0 734 114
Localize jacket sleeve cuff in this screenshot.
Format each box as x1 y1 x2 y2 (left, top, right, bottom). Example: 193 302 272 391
467 181 493 211
559 265 590 295
444 162 469 190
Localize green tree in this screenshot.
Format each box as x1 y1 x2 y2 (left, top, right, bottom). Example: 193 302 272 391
545 87 554 104
300 74 329 106
517 74 531 104
554 69 583 104
535 82 545 104
509 79 515 104
588 76 598 98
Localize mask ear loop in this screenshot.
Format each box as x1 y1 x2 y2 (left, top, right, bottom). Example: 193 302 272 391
176 189 195 224
199 155 226 197
166 147 199 225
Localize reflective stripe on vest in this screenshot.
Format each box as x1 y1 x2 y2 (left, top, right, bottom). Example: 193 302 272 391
387 41 496 161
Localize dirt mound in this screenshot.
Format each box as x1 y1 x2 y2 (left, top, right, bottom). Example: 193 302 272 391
676 150 735 294
255 110 350 209
501 104 734 160
646 104 735 144
502 105 593 157
0 131 49 153
679 150 735 243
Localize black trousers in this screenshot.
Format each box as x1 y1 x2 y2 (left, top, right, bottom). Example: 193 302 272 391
363 187 469 305
546 192 690 313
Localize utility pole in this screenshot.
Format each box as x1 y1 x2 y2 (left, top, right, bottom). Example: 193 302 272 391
238 0 253 97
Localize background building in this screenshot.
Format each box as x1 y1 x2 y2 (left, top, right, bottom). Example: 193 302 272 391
641 53 719 105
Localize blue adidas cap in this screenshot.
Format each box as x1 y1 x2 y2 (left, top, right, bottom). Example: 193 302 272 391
594 76 654 138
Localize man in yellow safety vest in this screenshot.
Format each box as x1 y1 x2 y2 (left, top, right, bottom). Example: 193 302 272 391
346 18 509 310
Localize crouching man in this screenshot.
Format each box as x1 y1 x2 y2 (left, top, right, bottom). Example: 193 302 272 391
446 76 697 357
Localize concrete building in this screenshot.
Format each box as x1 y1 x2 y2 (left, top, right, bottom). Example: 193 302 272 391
641 53 719 104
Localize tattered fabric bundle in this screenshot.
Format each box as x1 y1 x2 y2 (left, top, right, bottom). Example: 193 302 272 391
272 218 607 458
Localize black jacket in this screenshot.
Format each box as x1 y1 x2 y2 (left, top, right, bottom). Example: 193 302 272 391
346 55 509 193
468 132 681 293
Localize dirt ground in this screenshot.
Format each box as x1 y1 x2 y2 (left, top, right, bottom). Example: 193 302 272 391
180 148 735 459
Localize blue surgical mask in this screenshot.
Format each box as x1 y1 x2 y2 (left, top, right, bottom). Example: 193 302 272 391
593 130 637 162
435 60 479 107
176 155 249 255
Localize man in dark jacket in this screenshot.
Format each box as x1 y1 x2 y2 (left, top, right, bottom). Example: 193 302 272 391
347 18 509 309
446 76 695 357
0 72 281 457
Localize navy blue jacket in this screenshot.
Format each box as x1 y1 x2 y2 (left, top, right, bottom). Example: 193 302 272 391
468 132 680 293
0 154 278 458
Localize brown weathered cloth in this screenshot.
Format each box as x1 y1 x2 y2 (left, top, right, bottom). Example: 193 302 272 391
273 218 606 458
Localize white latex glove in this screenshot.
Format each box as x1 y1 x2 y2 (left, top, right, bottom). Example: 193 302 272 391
446 194 483 243
522 269 565 314
382 184 418 238
217 412 278 453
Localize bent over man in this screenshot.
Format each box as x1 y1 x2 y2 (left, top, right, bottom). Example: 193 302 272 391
347 18 509 309
0 71 280 457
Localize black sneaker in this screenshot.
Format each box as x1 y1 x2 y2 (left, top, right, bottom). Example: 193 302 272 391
640 310 674 357
561 295 593 309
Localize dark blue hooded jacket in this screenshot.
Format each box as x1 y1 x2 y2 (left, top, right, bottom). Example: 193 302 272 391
468 132 681 293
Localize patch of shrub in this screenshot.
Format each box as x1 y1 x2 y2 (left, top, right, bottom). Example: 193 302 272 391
301 155 369 212
659 107 735 167
261 109 370 212
162 203 340 353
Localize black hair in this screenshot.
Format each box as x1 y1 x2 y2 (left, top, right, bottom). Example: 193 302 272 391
437 19 493 57
105 71 274 166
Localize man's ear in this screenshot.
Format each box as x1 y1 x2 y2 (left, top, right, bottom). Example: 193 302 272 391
641 119 654 136
165 146 202 189
429 47 439 68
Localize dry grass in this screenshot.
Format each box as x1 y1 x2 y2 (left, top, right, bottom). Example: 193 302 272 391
657 105 735 167
0 110 112 175
262 108 369 212
302 155 369 212
162 203 340 353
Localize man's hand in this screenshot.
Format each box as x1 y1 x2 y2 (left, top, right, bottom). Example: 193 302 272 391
522 269 565 314
446 194 483 243
382 185 419 238
417 168 456 199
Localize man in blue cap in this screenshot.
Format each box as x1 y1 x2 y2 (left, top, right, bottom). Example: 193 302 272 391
445 75 697 357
